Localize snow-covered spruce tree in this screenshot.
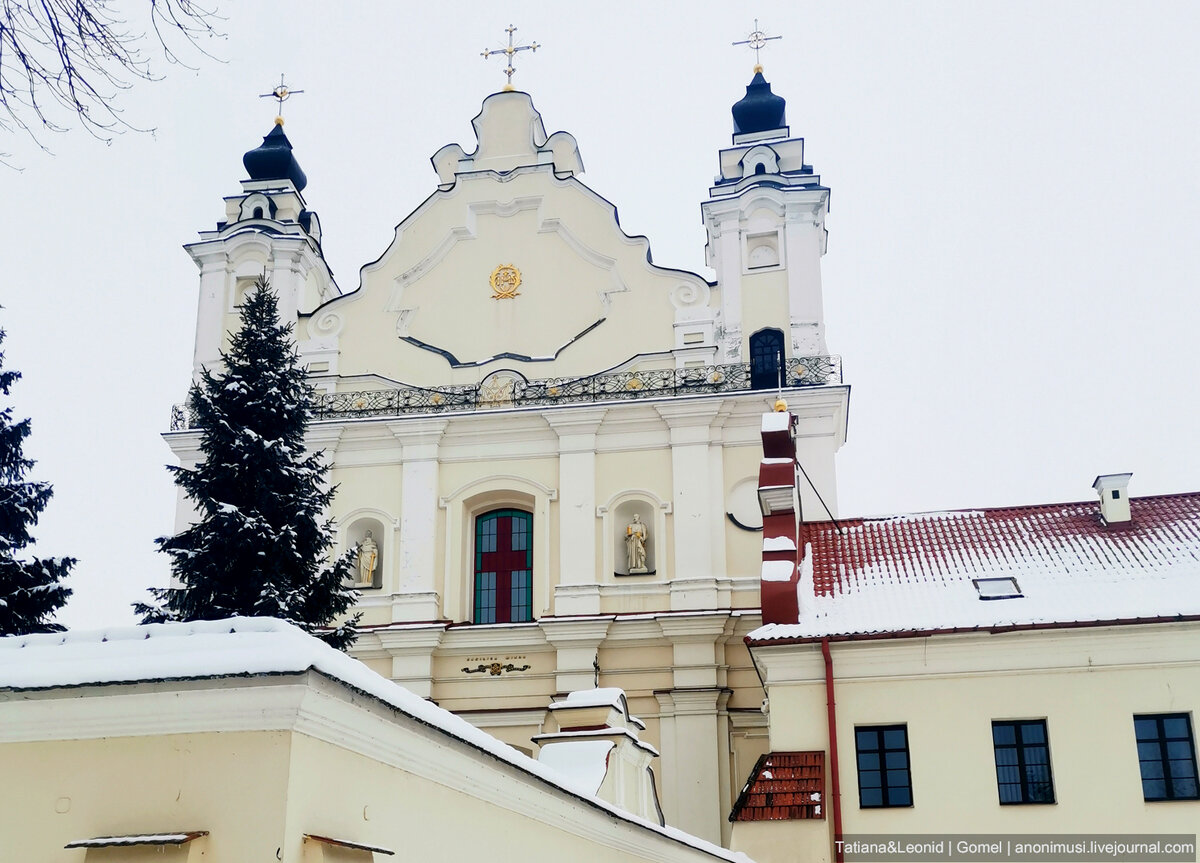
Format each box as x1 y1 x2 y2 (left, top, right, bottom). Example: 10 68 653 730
0 328 74 635
138 278 360 649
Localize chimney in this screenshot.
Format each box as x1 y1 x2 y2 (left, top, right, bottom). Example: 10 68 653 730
1092 473 1133 525
758 403 802 625
534 688 664 825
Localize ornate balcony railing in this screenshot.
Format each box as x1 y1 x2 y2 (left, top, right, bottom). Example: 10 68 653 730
169 355 841 430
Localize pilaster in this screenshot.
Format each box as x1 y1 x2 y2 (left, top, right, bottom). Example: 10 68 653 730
375 624 447 700
784 200 829 355
654 403 723 596
540 617 612 695
545 408 607 615
389 419 448 622
654 686 732 844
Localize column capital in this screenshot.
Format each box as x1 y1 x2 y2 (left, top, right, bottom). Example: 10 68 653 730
654 687 732 716
654 402 723 445
303 424 344 458
656 611 735 642
387 418 448 459
544 407 607 453
539 616 614 646
374 622 448 653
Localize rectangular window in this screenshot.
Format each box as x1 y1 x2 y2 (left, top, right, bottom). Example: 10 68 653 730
1135 714 1199 801
855 725 912 807
473 509 534 624
474 571 496 624
992 720 1055 804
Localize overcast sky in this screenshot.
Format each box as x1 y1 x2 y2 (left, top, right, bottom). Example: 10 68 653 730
4 1 1198 630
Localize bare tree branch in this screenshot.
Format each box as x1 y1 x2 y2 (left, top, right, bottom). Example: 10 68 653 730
0 0 222 153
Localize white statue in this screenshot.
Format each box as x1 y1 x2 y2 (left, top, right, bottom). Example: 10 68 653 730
625 513 648 573
357 530 378 586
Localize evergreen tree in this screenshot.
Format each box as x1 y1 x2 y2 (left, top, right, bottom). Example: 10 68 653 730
0 329 74 635
139 278 360 649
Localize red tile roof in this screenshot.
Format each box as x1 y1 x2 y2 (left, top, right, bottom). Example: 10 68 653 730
730 751 825 822
751 492 1200 641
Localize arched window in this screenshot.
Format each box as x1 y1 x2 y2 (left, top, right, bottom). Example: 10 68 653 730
749 328 786 390
474 509 533 623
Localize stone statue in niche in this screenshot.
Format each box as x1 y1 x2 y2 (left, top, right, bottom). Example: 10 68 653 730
356 530 378 587
625 513 649 573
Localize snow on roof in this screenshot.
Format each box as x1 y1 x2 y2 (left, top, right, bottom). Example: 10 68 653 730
550 687 628 711
65 833 207 848
537 740 614 796
761 411 791 433
304 835 395 855
729 752 823 823
750 493 1200 642
0 618 749 863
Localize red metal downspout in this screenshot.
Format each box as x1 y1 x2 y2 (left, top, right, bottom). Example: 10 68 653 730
822 638 844 863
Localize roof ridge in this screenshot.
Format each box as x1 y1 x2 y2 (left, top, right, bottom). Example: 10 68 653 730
798 489 1200 528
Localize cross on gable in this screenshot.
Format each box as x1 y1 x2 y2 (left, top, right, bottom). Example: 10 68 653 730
482 25 540 92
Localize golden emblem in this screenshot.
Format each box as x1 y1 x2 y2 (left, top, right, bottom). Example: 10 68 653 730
490 264 522 299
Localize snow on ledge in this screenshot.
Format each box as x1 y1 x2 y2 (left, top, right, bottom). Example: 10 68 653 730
763 536 797 552
538 740 614 795
761 412 791 433
66 833 207 848
550 687 628 711
762 560 795 582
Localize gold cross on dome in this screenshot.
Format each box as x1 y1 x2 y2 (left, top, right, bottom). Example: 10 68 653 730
259 74 304 125
482 25 539 92
733 19 782 72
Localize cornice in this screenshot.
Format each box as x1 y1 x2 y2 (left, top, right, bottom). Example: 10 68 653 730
540 618 614 644
439 623 550 653
752 622 1200 685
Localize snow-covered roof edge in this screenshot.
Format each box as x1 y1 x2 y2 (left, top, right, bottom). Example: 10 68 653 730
0 618 751 863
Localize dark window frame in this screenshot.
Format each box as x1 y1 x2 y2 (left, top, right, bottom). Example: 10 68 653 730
1134 713 1199 801
854 724 913 808
748 328 786 391
473 508 533 624
992 719 1055 805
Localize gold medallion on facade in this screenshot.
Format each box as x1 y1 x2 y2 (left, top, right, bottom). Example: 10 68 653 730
489 264 522 299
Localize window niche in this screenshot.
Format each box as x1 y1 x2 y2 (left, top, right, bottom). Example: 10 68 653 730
746 234 780 269
439 476 555 624
346 516 385 590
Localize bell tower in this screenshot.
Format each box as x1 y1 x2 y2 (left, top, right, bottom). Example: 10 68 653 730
184 119 340 377
701 66 831 367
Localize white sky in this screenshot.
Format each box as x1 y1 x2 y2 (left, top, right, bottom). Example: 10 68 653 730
3 2 1198 630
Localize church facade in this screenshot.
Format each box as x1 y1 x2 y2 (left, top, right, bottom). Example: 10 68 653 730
166 66 841 844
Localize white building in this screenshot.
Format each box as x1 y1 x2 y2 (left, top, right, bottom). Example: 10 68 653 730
0 618 750 863
730 413 1200 862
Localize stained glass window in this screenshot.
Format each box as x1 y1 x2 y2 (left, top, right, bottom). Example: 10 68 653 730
474 509 533 624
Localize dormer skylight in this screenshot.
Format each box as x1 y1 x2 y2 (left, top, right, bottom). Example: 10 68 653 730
973 577 1023 600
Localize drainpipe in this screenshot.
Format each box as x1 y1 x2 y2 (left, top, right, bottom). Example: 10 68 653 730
822 638 844 863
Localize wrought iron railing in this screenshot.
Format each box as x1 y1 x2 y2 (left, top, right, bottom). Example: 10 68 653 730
169 355 841 430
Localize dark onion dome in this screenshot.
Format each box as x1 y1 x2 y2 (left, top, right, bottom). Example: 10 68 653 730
243 122 308 191
732 70 787 135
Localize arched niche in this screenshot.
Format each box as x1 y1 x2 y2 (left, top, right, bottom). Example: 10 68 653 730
239 193 274 222
598 490 671 578
341 511 393 591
